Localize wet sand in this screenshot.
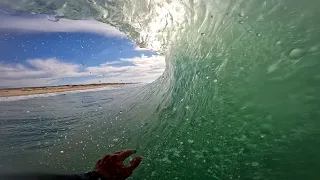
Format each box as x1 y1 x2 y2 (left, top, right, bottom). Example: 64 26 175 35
0 83 133 97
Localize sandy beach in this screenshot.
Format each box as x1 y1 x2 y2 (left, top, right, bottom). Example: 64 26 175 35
0 83 132 97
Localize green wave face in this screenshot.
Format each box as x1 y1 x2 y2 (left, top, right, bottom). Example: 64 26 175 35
3 0 320 179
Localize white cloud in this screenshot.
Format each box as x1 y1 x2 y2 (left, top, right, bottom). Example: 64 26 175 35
27 58 85 77
86 64 133 75
0 55 165 88
0 14 126 37
83 55 166 83
0 58 86 80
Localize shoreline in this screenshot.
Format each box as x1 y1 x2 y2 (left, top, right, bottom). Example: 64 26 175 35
0 83 134 97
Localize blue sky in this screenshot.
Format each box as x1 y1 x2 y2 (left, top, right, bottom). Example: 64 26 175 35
0 12 165 88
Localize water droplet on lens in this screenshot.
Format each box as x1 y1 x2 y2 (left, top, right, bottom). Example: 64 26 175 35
289 48 304 59
251 162 259 167
260 134 266 138
188 139 194 143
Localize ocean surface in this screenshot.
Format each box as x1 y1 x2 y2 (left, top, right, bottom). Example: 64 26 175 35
0 85 148 172
1 0 320 179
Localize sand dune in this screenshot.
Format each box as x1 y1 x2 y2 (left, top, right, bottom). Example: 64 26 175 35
0 83 133 97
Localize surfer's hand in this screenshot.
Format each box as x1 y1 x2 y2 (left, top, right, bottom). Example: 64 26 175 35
93 149 142 180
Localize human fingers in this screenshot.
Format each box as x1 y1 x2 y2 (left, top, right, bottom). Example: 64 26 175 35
112 150 124 154
125 156 142 172
95 159 102 166
118 149 137 161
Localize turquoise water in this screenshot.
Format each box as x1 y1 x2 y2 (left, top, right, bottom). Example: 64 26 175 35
1 0 320 179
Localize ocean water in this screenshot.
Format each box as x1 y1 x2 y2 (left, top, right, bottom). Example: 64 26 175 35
1 0 320 179
0 85 148 171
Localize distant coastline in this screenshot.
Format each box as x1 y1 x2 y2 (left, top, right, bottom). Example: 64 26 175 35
0 83 135 97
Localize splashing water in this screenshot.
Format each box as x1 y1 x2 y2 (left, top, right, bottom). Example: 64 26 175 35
1 0 320 179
